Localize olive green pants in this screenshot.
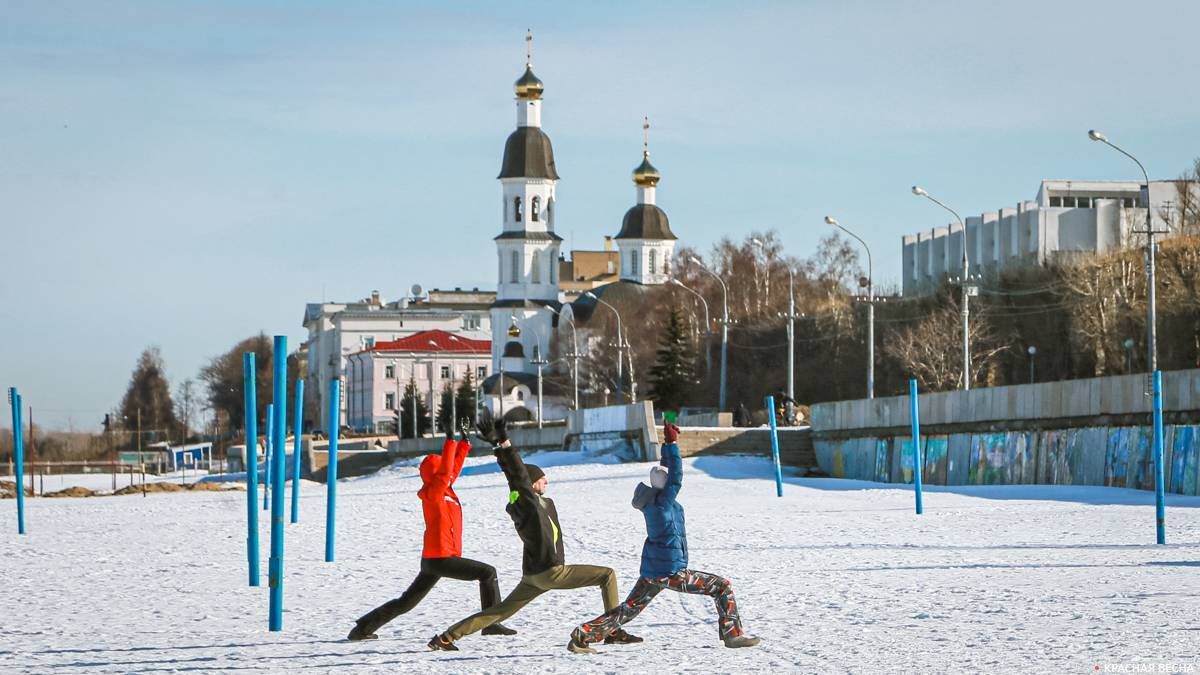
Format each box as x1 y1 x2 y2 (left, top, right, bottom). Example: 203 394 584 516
445 564 619 641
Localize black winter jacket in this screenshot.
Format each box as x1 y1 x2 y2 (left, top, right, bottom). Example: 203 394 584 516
496 444 566 575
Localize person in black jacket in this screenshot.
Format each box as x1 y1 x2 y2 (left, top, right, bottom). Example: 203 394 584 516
428 410 640 651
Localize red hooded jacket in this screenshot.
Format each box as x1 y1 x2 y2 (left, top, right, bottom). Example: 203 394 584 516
417 439 470 558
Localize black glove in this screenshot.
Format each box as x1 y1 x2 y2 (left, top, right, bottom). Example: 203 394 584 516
475 408 509 446
458 417 472 442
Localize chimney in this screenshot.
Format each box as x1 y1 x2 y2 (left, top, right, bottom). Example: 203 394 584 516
603 236 613 251
370 290 381 306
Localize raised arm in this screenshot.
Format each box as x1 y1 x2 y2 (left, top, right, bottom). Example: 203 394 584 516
660 423 683 502
431 438 457 489
495 441 537 499
449 438 470 484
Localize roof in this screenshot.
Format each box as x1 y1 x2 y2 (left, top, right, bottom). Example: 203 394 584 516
560 250 619 282
357 329 490 355
615 203 676 240
494 230 564 242
569 280 664 323
499 127 560 180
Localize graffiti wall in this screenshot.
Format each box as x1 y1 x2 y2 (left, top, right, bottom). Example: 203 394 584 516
815 424 1200 495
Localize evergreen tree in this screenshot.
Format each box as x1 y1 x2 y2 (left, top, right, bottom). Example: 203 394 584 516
399 377 431 438
119 346 179 447
648 307 696 412
438 367 479 433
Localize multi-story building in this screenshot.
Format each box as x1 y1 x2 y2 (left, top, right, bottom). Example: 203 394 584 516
302 288 493 432
901 179 1197 296
343 329 491 433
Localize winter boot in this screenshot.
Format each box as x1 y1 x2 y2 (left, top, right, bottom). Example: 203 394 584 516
482 623 517 636
427 634 459 651
347 624 378 641
723 634 761 649
603 629 643 645
567 636 597 655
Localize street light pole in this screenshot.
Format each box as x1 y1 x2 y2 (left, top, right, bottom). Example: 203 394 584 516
531 344 548 428
669 278 712 377
584 291 625 403
547 306 580 410
1027 345 1037 384
690 256 729 410
1089 130 1158 373
912 186 972 390
823 218 874 399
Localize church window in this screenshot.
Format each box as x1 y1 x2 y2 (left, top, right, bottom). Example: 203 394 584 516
550 252 557 284
532 251 542 283
510 251 520 283
663 252 670 276
649 249 658 275
546 198 553 226
632 250 640 276
514 197 523 222
531 196 541 222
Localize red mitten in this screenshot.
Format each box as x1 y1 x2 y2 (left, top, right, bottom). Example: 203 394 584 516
664 423 679 444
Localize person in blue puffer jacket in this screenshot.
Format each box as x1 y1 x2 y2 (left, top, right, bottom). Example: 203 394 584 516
565 422 761 654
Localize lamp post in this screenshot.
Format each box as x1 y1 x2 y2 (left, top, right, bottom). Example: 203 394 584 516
584 291 625 403
530 342 548 428
690 256 729 410
669 278 712 377
547 305 580 410
1124 338 1135 373
1027 345 1037 384
1089 130 1158 373
823 219 875 398
750 238 799 402
912 186 973 390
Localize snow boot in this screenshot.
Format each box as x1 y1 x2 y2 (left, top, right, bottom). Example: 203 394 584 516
482 623 517 636
603 629 643 645
723 634 761 649
567 636 597 655
347 624 378 641
427 634 459 651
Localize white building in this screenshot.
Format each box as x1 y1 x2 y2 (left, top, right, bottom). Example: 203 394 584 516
343 329 491 433
902 179 1198 296
302 289 492 432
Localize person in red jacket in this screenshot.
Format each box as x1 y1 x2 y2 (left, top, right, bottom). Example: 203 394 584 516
348 424 516 641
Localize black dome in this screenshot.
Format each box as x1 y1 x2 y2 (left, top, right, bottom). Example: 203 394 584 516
615 203 676 240
498 127 560 180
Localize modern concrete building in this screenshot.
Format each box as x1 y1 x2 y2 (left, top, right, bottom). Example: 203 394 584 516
902 179 1198 296
302 289 493 432
343 329 491 433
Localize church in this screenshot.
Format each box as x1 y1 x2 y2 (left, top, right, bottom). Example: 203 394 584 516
483 33 679 421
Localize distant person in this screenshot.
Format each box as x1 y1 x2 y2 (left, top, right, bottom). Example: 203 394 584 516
428 409 639 651
734 402 751 427
347 422 516 641
566 421 761 653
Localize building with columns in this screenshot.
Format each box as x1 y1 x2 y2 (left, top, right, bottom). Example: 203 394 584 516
901 179 1198 296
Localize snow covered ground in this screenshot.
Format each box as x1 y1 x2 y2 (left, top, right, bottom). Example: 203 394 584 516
12 469 215 494
2 452 1199 674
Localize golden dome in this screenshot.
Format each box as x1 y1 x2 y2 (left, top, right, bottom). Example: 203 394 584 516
632 152 660 187
514 65 544 100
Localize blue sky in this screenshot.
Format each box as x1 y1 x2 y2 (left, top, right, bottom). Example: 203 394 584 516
3 0 1198 430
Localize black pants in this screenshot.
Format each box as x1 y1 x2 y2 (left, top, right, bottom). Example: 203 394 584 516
355 557 501 634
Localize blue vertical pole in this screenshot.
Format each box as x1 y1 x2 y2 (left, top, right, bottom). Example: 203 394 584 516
263 404 273 511
269 336 287 631
1152 370 1166 545
325 378 340 562
9 388 26 535
242 354 260 587
763 395 784 497
909 378 923 515
290 379 304 524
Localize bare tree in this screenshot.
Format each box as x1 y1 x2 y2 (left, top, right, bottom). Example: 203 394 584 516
885 303 1008 391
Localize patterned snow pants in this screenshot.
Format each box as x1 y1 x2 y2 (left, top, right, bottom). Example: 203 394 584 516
571 568 744 644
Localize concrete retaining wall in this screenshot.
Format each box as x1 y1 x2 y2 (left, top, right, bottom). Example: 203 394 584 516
815 424 1200 495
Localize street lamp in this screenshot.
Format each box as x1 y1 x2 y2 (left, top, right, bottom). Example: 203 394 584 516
530 344 549 428
823 217 874 399
751 238 799 402
669 278 712 376
690 256 729 410
583 291 626 403
1027 345 1037 384
1089 129 1158 374
912 185 973 390
546 305 580 410
1124 338 1135 373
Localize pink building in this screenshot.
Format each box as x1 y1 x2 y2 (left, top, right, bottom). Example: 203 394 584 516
344 329 491 433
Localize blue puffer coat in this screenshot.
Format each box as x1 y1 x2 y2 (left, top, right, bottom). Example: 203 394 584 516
635 443 687 578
